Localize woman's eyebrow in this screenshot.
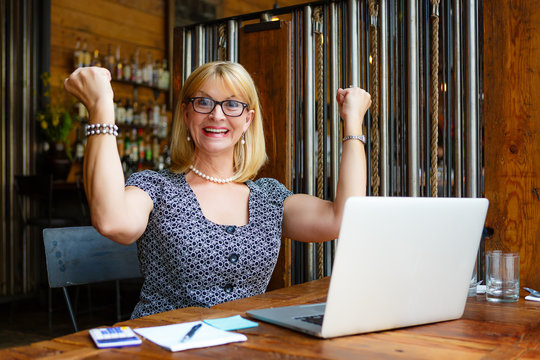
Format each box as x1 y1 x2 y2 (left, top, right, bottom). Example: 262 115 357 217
195 90 238 99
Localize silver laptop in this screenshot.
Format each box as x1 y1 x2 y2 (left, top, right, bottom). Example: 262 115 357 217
247 196 489 338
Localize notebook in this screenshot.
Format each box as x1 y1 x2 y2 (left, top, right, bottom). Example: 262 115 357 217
247 196 489 338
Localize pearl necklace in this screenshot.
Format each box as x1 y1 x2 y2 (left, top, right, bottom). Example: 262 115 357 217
189 165 237 184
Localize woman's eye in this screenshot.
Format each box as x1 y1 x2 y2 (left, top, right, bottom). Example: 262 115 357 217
225 100 241 108
195 98 212 107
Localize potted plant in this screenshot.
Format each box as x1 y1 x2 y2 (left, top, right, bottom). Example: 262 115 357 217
36 72 76 179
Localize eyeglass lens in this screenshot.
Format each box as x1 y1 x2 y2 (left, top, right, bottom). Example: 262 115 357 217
191 97 246 117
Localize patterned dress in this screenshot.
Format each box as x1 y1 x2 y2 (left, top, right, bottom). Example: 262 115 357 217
125 169 292 318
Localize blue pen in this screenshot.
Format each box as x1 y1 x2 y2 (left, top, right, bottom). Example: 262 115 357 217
180 323 202 343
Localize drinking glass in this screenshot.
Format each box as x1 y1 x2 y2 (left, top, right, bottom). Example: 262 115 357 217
485 251 519 303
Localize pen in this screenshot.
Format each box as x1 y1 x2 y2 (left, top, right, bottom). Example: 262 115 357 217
180 323 202 343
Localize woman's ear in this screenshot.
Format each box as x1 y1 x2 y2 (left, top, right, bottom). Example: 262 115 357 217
182 102 189 124
243 109 254 132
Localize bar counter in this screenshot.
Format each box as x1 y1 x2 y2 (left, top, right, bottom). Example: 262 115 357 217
2 277 540 359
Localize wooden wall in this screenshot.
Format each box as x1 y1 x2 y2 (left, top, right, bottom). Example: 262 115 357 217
483 1 540 289
50 0 168 105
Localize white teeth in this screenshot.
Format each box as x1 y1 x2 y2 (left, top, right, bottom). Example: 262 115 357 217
204 128 228 134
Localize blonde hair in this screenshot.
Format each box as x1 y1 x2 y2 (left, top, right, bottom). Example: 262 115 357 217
169 61 267 182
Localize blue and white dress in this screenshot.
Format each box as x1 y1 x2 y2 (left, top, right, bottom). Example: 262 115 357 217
125 169 292 318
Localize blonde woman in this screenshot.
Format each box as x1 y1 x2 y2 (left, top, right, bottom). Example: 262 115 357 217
64 61 371 318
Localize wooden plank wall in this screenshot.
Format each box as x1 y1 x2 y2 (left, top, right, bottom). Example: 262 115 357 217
239 21 293 289
483 1 540 289
50 0 167 106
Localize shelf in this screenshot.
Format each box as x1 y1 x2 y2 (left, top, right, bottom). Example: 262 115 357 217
111 79 168 101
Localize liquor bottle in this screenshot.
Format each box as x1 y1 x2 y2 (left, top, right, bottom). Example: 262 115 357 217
132 100 140 127
158 104 168 139
104 44 115 74
131 128 139 164
152 136 160 165
145 52 154 86
125 99 133 125
73 127 85 163
123 56 131 82
82 39 91 67
134 48 142 84
140 102 148 127
115 45 123 80
122 131 133 178
116 99 126 125
145 133 153 164
159 59 171 90
91 49 102 67
74 37 82 69
137 129 145 164
152 101 160 127
117 129 124 158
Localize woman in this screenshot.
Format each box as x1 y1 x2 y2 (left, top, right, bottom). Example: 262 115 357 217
64 61 371 318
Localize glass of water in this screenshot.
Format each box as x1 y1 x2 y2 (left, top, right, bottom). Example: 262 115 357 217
486 251 520 303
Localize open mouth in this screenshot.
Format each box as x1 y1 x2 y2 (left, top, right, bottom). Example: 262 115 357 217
203 127 229 135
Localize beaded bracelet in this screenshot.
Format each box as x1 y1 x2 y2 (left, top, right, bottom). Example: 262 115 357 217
342 135 366 144
85 123 119 137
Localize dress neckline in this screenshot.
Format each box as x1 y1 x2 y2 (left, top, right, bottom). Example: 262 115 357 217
180 172 253 228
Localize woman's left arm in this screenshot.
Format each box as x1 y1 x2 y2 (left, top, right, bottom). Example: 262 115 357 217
282 87 371 242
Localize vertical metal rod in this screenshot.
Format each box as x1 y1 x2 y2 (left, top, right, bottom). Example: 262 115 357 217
182 29 192 82
330 3 340 196
407 0 420 197
380 0 389 196
452 0 463 197
348 0 359 86
227 19 238 62
303 5 315 282
195 25 205 67
328 2 340 275
444 0 453 198
465 0 478 198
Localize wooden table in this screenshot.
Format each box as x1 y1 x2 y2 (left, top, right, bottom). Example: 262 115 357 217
2 277 540 359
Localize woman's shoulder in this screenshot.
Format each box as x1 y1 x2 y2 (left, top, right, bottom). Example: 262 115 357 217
250 177 293 199
126 169 180 185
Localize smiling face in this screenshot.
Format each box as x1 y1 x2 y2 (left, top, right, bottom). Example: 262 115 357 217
182 77 254 159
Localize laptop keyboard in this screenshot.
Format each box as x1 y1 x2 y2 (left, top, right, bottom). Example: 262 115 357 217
295 314 324 326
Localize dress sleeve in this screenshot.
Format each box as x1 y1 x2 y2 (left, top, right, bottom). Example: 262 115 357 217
125 170 164 205
253 178 293 205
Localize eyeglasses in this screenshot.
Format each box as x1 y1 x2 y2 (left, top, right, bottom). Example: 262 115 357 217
188 97 248 117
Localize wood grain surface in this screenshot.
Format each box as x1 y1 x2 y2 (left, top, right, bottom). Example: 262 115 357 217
239 20 294 290
2 277 540 359
483 0 540 290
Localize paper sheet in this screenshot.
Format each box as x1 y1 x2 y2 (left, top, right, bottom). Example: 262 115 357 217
134 321 247 352
203 315 258 331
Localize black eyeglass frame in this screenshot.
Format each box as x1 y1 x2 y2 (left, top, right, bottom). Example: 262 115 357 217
187 97 249 117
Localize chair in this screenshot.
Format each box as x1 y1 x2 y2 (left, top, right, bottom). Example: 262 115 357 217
43 226 142 332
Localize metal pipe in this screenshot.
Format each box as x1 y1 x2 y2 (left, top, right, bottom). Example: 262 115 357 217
303 5 315 282
182 29 192 82
380 0 389 196
453 0 462 198
407 0 420 197
348 0 359 86
465 0 478 198
195 25 205 67
330 2 339 196
227 20 238 62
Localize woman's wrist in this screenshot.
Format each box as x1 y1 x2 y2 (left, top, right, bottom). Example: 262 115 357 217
88 98 115 125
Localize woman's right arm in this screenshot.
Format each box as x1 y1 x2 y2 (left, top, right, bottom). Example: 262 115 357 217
64 67 153 244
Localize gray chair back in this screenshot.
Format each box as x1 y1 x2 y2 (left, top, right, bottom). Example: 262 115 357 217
43 226 141 287
43 226 141 331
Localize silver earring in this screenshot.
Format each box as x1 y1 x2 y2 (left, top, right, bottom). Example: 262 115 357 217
241 133 245 145
187 134 191 141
